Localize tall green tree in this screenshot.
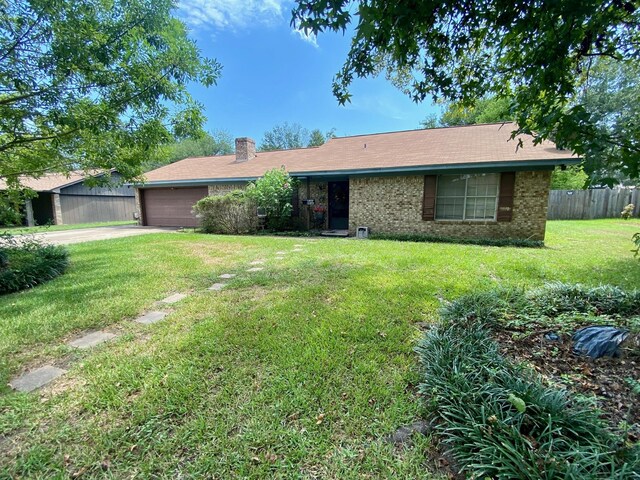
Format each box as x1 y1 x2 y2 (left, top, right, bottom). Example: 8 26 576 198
260 123 334 151
145 131 233 171
550 165 590 190
308 128 336 147
260 122 309 151
422 97 513 128
0 0 220 189
293 0 640 180
578 58 640 186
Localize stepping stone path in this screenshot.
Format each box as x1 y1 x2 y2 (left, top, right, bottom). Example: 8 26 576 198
160 293 187 304
135 311 167 325
10 366 67 393
10 241 316 393
68 331 116 349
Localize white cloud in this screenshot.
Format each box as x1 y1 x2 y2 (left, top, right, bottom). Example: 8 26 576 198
178 0 286 31
292 23 318 48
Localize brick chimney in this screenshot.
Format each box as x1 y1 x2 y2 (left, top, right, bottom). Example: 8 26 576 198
235 137 256 163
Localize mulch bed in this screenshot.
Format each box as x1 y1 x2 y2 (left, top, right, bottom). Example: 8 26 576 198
493 327 640 441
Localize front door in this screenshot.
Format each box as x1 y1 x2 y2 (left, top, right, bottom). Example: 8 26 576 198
328 181 349 230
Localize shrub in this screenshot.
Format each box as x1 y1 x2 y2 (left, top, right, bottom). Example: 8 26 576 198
246 167 298 231
524 282 640 318
369 232 544 248
0 234 69 294
621 204 635 220
192 190 258 234
418 287 640 478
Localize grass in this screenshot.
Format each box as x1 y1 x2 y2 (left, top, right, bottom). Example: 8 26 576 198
1 220 136 234
0 219 638 478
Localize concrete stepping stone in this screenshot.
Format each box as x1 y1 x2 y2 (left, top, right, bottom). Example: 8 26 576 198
68 331 116 349
274 256 285 261
160 293 187 304
208 283 227 291
9 366 67 392
292 248 304 252
219 273 236 279
293 244 304 247
247 267 264 272
275 251 288 255
135 311 167 325
250 260 265 265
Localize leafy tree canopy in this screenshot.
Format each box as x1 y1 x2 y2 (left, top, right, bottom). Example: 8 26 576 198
260 123 335 151
0 0 220 189
579 58 640 186
550 165 590 190
293 0 640 179
145 130 233 171
422 97 513 128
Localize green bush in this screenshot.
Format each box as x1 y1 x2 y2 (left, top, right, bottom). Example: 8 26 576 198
0 234 69 294
192 190 259 234
418 287 640 478
246 167 298 231
369 232 544 248
524 282 640 318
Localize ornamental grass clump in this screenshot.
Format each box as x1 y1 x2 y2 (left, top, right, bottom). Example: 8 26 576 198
418 290 640 478
0 234 69 294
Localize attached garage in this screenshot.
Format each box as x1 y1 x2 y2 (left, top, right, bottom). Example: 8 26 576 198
141 187 208 227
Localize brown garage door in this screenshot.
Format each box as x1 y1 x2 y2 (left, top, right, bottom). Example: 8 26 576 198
142 187 208 227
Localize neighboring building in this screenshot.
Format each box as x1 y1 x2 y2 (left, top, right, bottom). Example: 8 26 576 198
0 171 136 226
135 123 578 240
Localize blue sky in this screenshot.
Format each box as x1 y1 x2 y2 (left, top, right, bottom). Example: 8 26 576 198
178 0 440 145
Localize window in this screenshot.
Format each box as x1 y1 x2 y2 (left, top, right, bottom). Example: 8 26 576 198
435 173 500 220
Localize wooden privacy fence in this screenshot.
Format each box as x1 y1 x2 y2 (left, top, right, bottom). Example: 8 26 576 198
547 188 640 220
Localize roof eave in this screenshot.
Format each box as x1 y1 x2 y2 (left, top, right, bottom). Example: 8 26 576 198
133 158 580 187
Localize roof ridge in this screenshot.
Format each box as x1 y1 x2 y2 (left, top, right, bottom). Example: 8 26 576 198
328 121 516 141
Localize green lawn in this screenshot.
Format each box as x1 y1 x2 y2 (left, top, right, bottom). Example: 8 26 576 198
0 219 639 478
1 220 136 234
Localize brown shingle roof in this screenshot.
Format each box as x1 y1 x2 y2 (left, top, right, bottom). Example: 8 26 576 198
0 171 87 192
143 122 577 184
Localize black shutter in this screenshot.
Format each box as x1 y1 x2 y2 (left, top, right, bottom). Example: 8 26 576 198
422 175 437 221
497 172 515 222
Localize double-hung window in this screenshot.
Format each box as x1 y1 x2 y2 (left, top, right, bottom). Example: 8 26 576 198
435 173 500 220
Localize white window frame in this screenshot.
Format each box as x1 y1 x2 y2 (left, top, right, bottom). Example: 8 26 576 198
435 173 500 221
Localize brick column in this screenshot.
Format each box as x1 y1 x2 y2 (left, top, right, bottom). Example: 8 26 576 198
51 193 63 225
134 188 143 225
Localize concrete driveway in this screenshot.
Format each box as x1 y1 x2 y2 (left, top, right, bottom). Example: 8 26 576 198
31 225 178 245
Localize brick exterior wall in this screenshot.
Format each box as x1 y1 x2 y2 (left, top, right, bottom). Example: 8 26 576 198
208 183 246 196
348 171 552 240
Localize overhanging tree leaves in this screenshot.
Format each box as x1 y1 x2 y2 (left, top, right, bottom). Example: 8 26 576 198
0 0 221 188
292 0 640 178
